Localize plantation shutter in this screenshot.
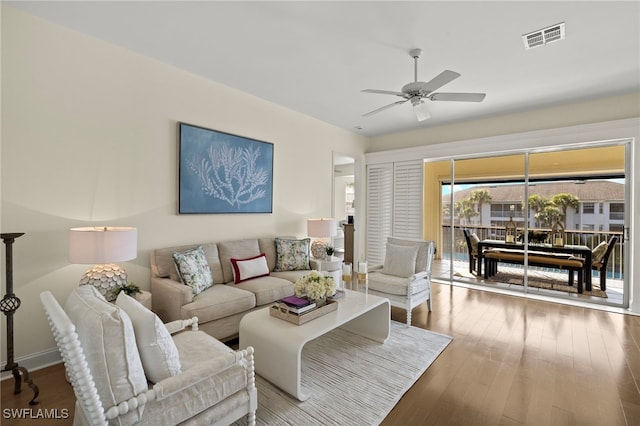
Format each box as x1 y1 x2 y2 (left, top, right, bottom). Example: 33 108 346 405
366 160 424 266
393 160 424 239
366 160 424 265
366 164 393 266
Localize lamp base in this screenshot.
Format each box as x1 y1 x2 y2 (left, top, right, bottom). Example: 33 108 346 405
79 264 128 302
311 239 329 260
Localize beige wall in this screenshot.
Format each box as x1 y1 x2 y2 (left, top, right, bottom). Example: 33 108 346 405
368 93 640 152
0 6 366 365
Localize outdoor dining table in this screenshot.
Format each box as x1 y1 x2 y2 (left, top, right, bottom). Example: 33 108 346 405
477 239 593 291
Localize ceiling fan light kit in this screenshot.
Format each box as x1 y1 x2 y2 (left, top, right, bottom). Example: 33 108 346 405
362 48 486 121
410 97 431 121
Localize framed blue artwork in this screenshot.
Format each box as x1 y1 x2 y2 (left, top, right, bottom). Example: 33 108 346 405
178 123 274 214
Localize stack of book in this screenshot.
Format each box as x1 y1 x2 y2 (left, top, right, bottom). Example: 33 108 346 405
278 296 316 314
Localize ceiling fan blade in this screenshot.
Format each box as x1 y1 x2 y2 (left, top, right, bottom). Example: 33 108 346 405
362 89 406 97
422 70 461 93
362 99 408 117
429 92 486 102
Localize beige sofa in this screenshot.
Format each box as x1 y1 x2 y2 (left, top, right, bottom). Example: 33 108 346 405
151 237 316 342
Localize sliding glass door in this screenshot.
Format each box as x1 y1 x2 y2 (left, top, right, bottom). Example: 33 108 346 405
432 143 629 307
435 154 527 293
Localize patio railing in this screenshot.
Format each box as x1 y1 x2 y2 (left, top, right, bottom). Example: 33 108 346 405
441 225 624 280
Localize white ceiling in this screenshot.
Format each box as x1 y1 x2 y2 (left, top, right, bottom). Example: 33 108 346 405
9 1 640 137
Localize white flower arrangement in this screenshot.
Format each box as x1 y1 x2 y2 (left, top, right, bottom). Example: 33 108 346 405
294 270 336 301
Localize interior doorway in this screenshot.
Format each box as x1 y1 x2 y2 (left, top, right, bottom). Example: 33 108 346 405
332 152 355 263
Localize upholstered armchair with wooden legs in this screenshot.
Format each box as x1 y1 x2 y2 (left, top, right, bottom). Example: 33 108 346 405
41 286 257 426
367 237 435 326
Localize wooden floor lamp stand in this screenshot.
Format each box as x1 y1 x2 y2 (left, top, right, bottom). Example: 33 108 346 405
1 233 39 405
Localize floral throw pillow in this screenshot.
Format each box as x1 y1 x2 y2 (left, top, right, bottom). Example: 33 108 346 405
274 238 311 271
172 246 213 295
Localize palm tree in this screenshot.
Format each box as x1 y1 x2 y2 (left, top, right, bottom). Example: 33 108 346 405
455 199 478 225
524 195 550 228
537 205 561 228
469 189 492 226
551 193 580 224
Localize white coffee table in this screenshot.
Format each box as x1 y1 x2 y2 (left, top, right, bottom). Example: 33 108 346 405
239 289 390 401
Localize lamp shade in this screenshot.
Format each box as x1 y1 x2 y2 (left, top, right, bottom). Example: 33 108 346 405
69 227 137 264
307 218 337 238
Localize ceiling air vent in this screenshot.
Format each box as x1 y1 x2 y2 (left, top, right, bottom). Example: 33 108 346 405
522 22 565 50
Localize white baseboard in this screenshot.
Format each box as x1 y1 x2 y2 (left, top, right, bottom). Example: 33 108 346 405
1 348 62 381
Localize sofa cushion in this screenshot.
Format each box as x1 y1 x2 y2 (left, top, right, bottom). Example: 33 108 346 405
173 246 214 295
115 293 181 384
274 238 311 271
258 238 278 271
234 275 294 306
231 253 270 284
181 284 256 324
382 243 420 278
153 243 224 284
171 329 235 370
64 286 146 424
270 269 315 283
144 331 248 425
368 271 429 296
218 239 262 283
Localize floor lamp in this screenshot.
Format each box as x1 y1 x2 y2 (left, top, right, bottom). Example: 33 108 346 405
1 232 39 405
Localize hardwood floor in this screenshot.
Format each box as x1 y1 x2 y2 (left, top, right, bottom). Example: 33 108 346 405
1 363 74 425
3 282 639 425
383 283 640 426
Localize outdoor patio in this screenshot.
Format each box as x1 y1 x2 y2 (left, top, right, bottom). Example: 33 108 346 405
433 258 624 306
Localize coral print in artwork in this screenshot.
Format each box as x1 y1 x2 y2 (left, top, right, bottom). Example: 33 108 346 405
179 123 274 214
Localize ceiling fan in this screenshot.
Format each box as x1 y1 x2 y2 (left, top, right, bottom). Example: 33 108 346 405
362 49 486 121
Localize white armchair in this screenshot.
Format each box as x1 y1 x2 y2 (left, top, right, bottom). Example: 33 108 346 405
367 237 435 326
40 286 257 426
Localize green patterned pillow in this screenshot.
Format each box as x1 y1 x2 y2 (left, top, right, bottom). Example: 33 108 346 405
274 238 311 271
172 246 213 295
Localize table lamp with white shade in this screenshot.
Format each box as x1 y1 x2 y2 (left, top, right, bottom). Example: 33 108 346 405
307 218 337 260
69 226 137 302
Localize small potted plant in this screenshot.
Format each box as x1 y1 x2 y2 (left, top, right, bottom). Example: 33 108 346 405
111 282 141 299
325 246 335 258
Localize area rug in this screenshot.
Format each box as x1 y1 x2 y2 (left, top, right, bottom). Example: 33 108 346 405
485 269 607 298
233 321 452 425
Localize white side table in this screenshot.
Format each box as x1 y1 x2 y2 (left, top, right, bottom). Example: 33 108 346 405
314 256 342 284
135 290 152 310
